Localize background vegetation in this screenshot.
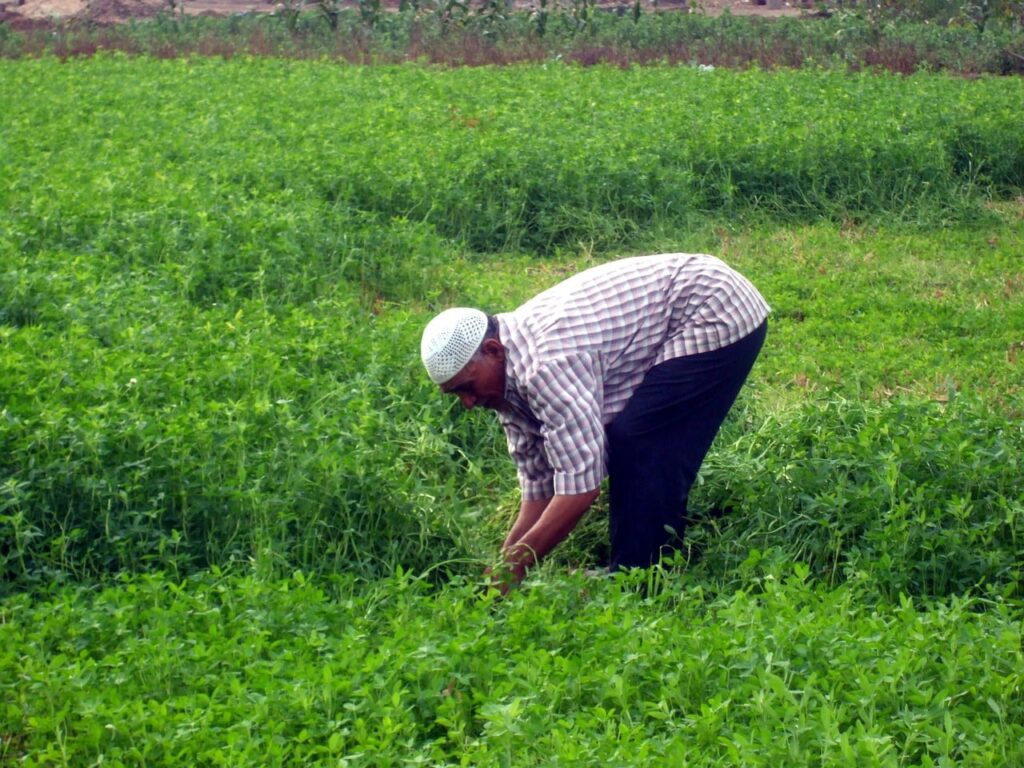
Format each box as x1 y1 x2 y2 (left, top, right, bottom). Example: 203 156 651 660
1 12 1023 764
1 1 1023 73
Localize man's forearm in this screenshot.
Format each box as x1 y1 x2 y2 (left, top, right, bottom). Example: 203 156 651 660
502 497 550 551
503 490 600 574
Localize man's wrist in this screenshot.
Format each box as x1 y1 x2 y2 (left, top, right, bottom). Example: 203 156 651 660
504 542 534 573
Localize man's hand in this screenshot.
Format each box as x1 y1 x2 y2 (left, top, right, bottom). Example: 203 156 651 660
483 560 527 596
494 489 600 591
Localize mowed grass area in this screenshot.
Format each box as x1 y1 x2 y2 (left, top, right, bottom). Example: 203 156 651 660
1 57 1023 765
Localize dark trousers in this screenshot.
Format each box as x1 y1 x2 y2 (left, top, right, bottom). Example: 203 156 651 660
606 320 767 570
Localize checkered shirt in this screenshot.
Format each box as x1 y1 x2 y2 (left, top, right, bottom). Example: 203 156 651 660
495 253 770 500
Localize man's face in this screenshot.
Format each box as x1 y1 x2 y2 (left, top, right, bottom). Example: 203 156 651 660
441 339 507 411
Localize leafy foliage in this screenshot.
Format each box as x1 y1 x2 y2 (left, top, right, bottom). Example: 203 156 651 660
3 57 1022 256
2 570 1022 765
1 56 1023 765
690 396 1024 600
2 7 1023 74
1 58 1023 595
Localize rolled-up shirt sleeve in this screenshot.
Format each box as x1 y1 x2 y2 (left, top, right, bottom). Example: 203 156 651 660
501 418 554 501
528 353 606 496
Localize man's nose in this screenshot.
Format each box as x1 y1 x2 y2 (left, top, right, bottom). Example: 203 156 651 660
458 393 475 410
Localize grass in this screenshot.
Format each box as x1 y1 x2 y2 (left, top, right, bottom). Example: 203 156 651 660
1 53 1023 765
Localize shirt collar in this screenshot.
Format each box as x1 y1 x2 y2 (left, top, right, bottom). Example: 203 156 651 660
496 314 537 425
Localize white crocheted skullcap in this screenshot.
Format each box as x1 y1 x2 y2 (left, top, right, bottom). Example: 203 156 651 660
420 308 488 385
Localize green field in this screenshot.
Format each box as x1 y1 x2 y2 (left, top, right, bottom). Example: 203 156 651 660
1 54 1023 765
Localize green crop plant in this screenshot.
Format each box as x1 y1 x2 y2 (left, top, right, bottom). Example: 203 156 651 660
1 46 1023 768
683 396 1024 600
2 569 1022 765
1 56 1022 593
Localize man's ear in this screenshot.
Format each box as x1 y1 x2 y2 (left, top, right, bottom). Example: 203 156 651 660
481 338 505 361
